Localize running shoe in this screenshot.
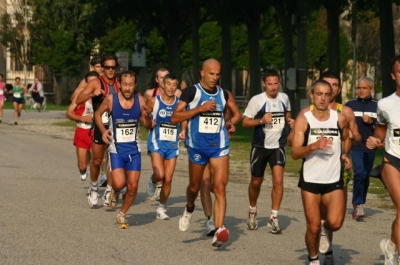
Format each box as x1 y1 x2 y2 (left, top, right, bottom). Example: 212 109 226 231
247 211 258 230
309 260 320 265
156 207 170 220
80 172 87 181
179 208 193 232
380 239 395 265
319 220 330 254
206 219 216 236
14 121 17 125
120 186 127 200
87 188 98 208
109 189 120 208
212 226 229 247
147 175 156 196
102 189 111 207
267 217 282 234
99 172 107 187
352 204 365 220
116 214 129 229
150 185 162 201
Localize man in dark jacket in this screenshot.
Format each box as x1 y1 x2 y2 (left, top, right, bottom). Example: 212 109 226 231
345 77 378 220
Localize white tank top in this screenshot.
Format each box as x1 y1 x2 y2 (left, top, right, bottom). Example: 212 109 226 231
377 93 400 158
302 109 341 184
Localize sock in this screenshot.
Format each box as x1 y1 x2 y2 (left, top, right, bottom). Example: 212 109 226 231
249 205 257 213
106 185 112 192
91 182 98 190
308 255 318 261
206 216 213 220
388 240 396 253
79 169 86 175
270 210 279 219
118 211 125 217
158 203 165 209
186 205 195 213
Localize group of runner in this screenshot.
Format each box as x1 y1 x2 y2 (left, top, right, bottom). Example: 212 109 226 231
66 53 400 264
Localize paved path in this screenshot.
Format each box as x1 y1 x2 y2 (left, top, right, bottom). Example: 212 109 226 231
0 109 394 264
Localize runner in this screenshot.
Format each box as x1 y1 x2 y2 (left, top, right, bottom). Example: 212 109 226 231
75 53 120 208
291 80 351 265
94 70 151 228
66 71 99 181
146 73 182 219
171 58 234 247
8 77 28 125
366 54 400 265
242 69 294 233
0 74 7 123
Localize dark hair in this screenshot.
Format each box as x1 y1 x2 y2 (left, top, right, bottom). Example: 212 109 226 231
390 55 400 74
90 55 101 66
120 71 137 84
310 79 332 94
0 74 3 78
101 53 119 67
15 77 20 81
163 73 179 83
85 71 99 82
319 70 340 83
262 69 280 82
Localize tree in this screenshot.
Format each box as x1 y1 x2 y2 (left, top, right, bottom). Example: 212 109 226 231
0 2 31 75
29 0 99 104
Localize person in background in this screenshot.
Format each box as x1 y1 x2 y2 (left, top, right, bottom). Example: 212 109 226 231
8 77 27 125
29 78 44 112
345 77 378 220
0 74 7 123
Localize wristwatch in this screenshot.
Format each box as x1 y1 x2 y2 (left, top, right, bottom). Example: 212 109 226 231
259 119 263 125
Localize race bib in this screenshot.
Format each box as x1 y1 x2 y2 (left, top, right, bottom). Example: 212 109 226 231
263 112 285 132
0 89 3 95
101 112 109 124
199 111 222 133
13 92 21 98
159 122 177 141
309 128 340 155
115 121 137 143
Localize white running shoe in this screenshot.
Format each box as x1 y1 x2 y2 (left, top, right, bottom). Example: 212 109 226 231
80 172 87 181
247 211 258 230
309 260 320 265
179 208 193 231
109 189 120 208
150 185 162 201
102 189 111 207
147 175 156 196
156 207 170 220
87 188 98 208
212 226 229 247
319 220 330 254
267 217 282 234
206 219 216 236
380 239 395 265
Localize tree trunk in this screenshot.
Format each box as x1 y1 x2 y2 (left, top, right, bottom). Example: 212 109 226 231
378 0 395 97
166 36 181 77
246 11 261 98
220 17 232 91
273 0 295 115
324 2 341 101
190 2 200 82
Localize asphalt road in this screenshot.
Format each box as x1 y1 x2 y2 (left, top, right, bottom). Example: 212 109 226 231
0 109 394 265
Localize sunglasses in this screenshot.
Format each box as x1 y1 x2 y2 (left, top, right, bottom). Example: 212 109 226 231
103 65 116 70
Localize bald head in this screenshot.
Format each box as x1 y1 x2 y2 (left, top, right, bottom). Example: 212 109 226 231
200 58 221 90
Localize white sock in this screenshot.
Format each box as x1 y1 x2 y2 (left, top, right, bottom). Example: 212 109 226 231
249 205 257 213
158 203 165 209
270 210 279 218
106 185 112 192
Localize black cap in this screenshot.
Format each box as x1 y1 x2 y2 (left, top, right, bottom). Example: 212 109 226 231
90 56 101 66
